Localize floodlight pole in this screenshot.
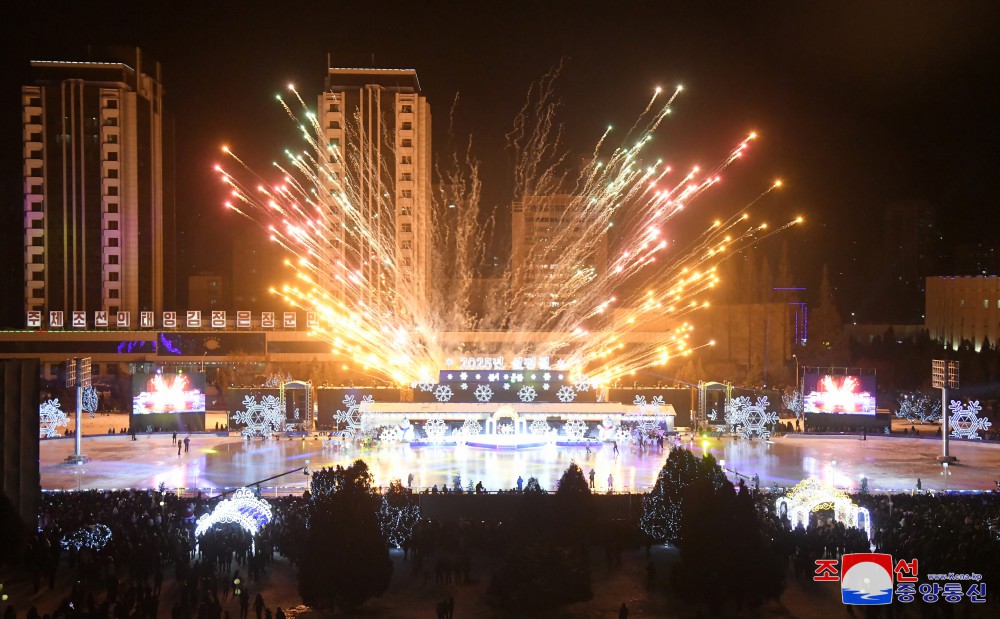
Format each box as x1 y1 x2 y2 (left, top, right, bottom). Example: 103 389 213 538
940 385 950 461
933 359 958 464
66 357 90 464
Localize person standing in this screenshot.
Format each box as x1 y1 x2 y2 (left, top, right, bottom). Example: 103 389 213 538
916 478 922 491
589 468 596 489
516 476 523 492
183 436 190 453
619 602 629 618
178 441 182 456
172 431 177 445
407 472 415 489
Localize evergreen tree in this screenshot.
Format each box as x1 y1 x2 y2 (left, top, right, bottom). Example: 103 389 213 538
377 480 420 549
299 460 392 611
640 448 726 544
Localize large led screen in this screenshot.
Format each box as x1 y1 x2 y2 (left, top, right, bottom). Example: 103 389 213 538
132 372 206 415
803 372 876 415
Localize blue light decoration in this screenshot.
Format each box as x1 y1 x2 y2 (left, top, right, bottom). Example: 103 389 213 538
60 524 113 550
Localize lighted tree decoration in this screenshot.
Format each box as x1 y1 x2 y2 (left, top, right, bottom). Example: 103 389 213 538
82 386 99 418
377 480 420 548
302 460 391 611
640 447 726 544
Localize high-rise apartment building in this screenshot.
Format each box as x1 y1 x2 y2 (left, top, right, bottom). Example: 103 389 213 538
316 63 432 311
22 47 174 320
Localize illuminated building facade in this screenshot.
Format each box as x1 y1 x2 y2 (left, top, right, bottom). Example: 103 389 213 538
21 47 174 318
316 63 432 309
925 275 1000 351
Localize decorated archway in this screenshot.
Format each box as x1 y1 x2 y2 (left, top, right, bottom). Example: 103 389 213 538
486 404 526 435
194 487 273 552
775 478 871 539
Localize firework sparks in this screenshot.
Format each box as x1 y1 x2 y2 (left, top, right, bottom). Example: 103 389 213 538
218 75 799 385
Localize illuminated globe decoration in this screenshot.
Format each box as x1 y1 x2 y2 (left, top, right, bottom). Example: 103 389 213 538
39 399 69 438
775 478 871 539
725 395 778 439
61 524 112 550
563 416 588 440
948 400 992 440
194 487 273 553
231 394 285 438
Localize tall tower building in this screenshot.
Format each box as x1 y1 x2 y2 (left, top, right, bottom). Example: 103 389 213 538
316 62 432 312
22 47 173 320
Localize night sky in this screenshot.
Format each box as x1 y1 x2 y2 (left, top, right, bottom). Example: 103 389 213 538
2 1 998 325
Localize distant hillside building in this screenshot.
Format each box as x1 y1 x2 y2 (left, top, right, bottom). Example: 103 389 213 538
22 47 174 319
925 275 1000 351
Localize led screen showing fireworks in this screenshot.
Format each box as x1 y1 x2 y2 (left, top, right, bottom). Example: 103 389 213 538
803 372 876 415
132 372 206 415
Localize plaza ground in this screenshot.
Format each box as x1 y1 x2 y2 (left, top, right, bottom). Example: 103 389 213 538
40 413 1000 494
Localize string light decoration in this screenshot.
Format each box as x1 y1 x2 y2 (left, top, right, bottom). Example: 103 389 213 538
725 395 778 439
231 394 285 438
775 478 871 539
60 524 112 550
422 418 449 442
194 487 273 553
948 400 992 440
82 386 99 418
39 399 69 438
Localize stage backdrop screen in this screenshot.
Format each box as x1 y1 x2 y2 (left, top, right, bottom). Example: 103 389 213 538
803 372 876 415
132 372 206 415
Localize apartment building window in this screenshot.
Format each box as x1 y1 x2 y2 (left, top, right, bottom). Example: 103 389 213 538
328 120 340 129
108 186 118 197
109 289 119 299
104 117 118 126
401 105 412 113
105 99 117 109
108 168 119 179
109 255 119 264
107 134 118 144
31 254 43 264
401 122 412 130
401 223 412 233
400 155 412 164
108 238 119 247
32 288 43 298
27 96 41 107
400 207 411 216
401 240 412 250
29 202 42 212
30 237 43 246
328 103 340 113
108 220 119 230
330 138 340 149
108 203 118 213
401 139 412 148
401 190 412 198
29 131 42 142
400 173 412 181
403 257 412 267
30 271 43 281
109 271 119 281
107 151 118 161
30 219 42 229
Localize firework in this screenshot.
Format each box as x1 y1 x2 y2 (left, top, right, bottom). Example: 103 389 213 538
218 72 799 385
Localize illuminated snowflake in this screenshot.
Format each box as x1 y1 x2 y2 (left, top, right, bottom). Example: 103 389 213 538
502 383 511 390
434 385 454 402
459 418 482 437
563 416 588 440
529 419 551 435
379 425 403 444
542 382 550 390
474 384 494 403
518 385 538 402
460 382 468 390
615 427 634 444
39 399 68 438
625 395 670 433
82 386 99 418
413 381 435 392
575 380 591 392
726 395 778 439
555 385 577 403
422 418 449 442
949 400 992 440
231 394 285 438
333 394 374 440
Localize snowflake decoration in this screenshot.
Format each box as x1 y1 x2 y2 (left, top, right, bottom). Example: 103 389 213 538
625 395 669 433
39 399 69 438
529 419 551 435
726 395 778 439
434 385 454 402
333 394 374 440
379 425 403 444
459 372 468 381
413 381 435 392
563 416 588 440
707 409 718 421
82 386 99 418
575 380 591 392
422 418 449 442
518 385 538 402
460 382 468 390
231 394 285 438
556 385 577 403
542 382 550 390
615 427 634 444
948 400 992 440
474 384 494 403
502 383 511 390
460 418 482 437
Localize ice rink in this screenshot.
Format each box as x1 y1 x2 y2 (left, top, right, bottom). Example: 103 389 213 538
40 428 1000 495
